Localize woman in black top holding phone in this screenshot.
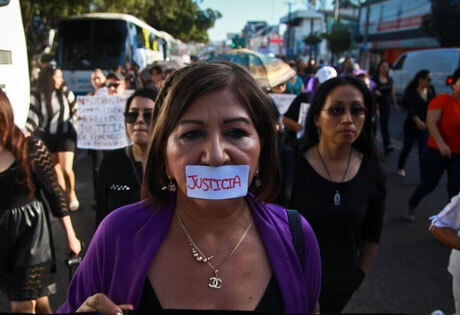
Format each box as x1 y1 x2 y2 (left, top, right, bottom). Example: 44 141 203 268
95 88 158 227
397 70 435 177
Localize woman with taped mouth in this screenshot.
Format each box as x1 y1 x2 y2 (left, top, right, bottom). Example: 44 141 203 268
59 62 321 314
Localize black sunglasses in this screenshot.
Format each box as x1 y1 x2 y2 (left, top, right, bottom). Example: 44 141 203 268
323 106 367 116
124 111 153 124
106 82 120 88
426 77 432 82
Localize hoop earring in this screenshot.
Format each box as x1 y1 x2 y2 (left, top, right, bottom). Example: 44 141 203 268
254 171 262 187
162 176 176 192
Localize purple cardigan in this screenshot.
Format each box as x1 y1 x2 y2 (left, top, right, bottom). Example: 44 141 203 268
58 197 321 314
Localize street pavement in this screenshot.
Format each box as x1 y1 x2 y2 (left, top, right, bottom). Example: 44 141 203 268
0 107 455 314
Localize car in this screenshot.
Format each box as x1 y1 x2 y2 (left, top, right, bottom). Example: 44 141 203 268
390 48 460 98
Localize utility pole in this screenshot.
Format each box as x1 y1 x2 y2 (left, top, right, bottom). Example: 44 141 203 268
285 1 294 57
334 0 339 21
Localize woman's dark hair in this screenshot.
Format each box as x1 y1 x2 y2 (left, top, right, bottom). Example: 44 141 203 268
0 90 34 196
299 76 377 158
451 68 460 86
402 70 431 110
142 61 280 203
125 87 159 113
404 69 430 94
37 64 65 114
375 60 390 78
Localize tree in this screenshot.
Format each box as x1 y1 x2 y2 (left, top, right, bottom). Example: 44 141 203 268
423 0 460 47
304 32 322 58
322 22 351 63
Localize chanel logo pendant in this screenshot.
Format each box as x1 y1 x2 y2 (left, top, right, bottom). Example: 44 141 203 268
209 276 222 289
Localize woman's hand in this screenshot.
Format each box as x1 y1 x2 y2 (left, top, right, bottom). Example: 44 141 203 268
77 293 134 315
438 142 452 158
67 234 82 257
415 119 427 131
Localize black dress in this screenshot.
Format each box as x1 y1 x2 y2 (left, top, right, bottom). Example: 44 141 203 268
95 147 143 227
291 152 386 312
373 76 394 150
0 136 70 301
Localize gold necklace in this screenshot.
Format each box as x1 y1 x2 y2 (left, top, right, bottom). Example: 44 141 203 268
175 209 254 289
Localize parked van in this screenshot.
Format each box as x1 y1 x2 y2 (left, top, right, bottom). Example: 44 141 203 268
0 0 30 129
390 48 460 98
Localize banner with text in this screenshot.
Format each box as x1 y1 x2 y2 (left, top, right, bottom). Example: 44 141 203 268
269 93 297 115
76 96 129 150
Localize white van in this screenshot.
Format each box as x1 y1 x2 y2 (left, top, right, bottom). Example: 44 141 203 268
0 0 30 129
390 48 460 98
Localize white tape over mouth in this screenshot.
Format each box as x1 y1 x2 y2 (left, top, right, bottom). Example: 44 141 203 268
185 165 250 200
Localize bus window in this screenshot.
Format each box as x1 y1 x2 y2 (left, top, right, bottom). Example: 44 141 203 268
135 25 146 48
58 19 127 70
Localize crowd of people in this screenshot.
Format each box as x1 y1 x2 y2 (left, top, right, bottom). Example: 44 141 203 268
1 53 460 314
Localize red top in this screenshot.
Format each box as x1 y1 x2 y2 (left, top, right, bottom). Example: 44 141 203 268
427 93 460 154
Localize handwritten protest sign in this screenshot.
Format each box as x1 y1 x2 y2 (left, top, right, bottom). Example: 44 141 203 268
297 102 310 138
76 96 129 150
269 93 297 115
186 165 249 200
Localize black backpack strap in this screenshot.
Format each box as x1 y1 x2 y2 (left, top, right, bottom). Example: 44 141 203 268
281 145 296 208
287 209 305 267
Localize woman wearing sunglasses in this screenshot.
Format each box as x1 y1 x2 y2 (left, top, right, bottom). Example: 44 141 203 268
397 70 435 178
95 88 158 227
288 76 386 312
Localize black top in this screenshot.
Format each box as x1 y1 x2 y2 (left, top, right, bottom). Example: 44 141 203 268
282 92 312 144
291 152 386 291
138 276 284 313
0 136 69 216
402 87 435 129
95 147 143 227
373 76 394 107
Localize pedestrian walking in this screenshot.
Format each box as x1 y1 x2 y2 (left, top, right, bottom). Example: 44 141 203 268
59 62 321 314
285 76 386 312
373 60 399 155
286 61 305 95
405 68 460 222
95 88 158 227
25 64 79 211
397 70 435 177
0 90 81 313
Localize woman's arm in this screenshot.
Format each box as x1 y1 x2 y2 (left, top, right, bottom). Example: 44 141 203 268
430 225 460 250
426 109 451 157
359 241 379 273
28 136 81 256
282 116 302 132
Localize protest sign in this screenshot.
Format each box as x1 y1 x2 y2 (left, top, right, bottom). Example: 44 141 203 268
185 165 249 200
269 93 297 115
297 102 310 138
75 95 129 149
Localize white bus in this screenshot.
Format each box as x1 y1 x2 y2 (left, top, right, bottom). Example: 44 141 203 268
0 0 30 128
56 13 175 95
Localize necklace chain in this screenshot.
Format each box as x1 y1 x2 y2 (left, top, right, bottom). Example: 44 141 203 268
175 209 254 288
316 146 352 206
316 145 352 183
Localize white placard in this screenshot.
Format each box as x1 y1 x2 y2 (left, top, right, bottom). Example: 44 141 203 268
75 96 129 150
297 102 310 138
269 93 297 115
185 165 250 200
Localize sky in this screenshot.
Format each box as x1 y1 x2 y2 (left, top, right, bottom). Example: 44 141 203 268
198 0 309 42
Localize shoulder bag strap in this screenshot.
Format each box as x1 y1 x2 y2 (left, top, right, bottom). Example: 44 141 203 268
287 209 305 267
